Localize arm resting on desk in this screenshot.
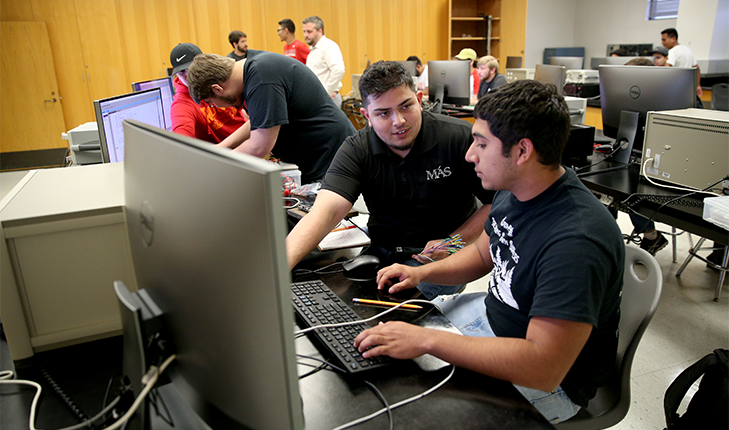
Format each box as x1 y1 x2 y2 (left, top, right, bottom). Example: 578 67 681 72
286 189 354 269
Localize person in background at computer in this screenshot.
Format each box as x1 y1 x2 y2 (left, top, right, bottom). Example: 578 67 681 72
286 61 494 299
303 15 345 108
354 80 624 424
169 43 250 147
226 31 248 61
661 28 702 100
407 55 428 95
454 48 479 105
186 52 355 184
650 45 669 67
476 55 507 100
609 48 629 57
278 18 309 64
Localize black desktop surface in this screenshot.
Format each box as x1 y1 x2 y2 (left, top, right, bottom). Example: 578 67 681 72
1 267 554 430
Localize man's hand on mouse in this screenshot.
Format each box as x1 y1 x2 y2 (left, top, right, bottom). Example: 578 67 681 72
376 264 421 294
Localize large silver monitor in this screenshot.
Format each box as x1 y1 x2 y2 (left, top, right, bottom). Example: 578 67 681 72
549 56 584 70
534 64 566 94
122 120 303 430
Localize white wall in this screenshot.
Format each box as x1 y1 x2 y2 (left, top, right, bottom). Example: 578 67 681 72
524 0 577 68
677 0 729 60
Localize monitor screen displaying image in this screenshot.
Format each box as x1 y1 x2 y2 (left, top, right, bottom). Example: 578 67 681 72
131 77 175 131
94 88 166 163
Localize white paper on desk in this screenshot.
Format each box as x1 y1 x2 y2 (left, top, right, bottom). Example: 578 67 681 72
317 219 371 251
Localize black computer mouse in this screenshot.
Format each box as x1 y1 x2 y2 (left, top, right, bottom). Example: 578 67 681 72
342 254 381 281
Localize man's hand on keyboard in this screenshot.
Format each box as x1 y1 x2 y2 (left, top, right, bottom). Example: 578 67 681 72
376 264 422 295
354 321 429 360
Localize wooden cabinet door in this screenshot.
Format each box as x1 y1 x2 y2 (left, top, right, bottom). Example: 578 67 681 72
0 21 67 152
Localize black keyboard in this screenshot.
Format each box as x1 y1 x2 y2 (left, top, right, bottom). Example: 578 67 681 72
292 279 392 373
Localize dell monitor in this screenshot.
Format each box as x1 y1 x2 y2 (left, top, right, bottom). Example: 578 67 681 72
428 60 471 106
94 88 166 163
549 56 584 70
534 64 566 94
598 65 696 162
121 120 303 429
131 77 175 131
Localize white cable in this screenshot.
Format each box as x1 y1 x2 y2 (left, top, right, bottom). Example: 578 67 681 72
294 299 435 337
102 354 176 430
0 377 43 430
330 365 456 430
641 158 719 196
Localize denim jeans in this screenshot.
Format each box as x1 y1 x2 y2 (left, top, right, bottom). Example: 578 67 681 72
432 292 582 424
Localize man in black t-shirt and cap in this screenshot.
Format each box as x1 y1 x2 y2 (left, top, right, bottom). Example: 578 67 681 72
186 51 355 184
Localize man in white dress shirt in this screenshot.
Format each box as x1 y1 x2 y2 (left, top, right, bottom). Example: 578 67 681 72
303 15 345 108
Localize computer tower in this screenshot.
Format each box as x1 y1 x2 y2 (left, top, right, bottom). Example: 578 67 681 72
642 109 729 192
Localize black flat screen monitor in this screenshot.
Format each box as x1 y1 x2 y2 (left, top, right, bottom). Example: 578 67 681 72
131 77 175 131
122 120 303 430
598 65 696 156
94 88 166 163
549 56 583 70
534 64 566 94
394 60 418 77
428 60 471 106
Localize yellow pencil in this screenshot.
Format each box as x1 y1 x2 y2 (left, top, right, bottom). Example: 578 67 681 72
352 298 422 310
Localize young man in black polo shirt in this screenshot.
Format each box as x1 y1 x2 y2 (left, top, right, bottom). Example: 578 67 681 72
355 80 624 424
286 61 493 299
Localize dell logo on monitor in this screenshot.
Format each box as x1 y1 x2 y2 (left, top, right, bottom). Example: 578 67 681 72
629 85 641 99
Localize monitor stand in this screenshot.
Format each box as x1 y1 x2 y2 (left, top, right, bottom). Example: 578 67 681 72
431 83 445 114
612 110 640 165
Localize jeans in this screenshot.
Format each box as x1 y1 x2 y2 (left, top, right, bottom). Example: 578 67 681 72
432 292 582 424
629 213 655 234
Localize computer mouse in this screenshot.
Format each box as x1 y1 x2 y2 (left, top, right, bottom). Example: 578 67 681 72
342 254 381 281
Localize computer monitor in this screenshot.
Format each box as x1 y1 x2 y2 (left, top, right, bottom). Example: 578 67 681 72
534 64 566 94
506 56 523 69
393 60 417 77
121 120 303 429
94 88 166 163
428 60 471 106
549 56 584 70
599 65 696 161
131 77 175 131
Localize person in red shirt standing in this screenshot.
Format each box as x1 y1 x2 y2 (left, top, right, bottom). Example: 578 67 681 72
169 43 250 147
278 19 309 64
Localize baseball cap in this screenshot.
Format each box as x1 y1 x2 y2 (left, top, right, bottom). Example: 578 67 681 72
455 48 478 61
650 45 668 56
170 43 202 75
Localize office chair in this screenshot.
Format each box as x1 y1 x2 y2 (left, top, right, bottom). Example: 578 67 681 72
557 245 663 430
711 83 728 111
676 236 728 301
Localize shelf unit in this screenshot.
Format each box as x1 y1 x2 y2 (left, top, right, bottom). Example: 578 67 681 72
449 0 502 59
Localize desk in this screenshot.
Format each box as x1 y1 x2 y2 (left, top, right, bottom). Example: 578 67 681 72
2 266 554 430
577 157 728 246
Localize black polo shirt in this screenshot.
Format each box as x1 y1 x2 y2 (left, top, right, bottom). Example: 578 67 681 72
322 110 494 250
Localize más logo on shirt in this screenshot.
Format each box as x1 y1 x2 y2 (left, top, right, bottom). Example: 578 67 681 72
426 165 452 181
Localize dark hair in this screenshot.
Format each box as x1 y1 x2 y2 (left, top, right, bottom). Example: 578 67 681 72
279 19 295 33
359 61 416 107
303 15 324 33
473 80 570 167
610 48 629 57
406 56 422 66
662 28 678 40
228 31 246 46
624 57 654 66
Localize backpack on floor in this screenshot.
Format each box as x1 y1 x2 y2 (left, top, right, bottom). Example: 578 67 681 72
664 348 729 430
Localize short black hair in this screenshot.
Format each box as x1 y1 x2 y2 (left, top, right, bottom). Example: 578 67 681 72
473 80 570 167
228 30 246 46
406 56 422 66
662 28 678 40
359 61 416 107
279 18 295 33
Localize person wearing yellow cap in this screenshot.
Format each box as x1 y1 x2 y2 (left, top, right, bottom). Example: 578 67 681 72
454 48 479 104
